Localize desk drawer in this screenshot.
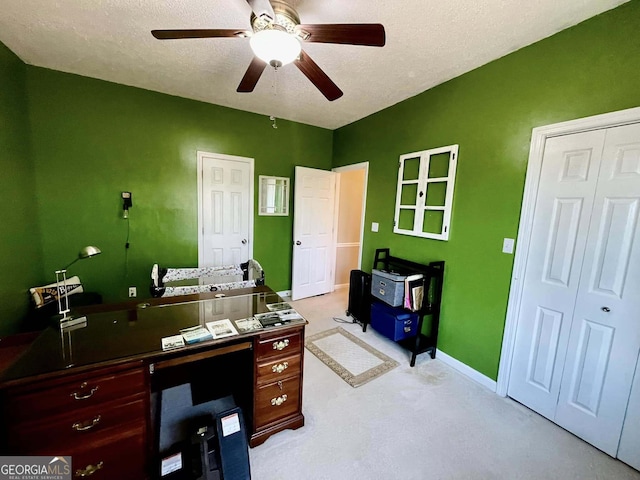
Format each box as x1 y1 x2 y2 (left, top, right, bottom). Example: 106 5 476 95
70 422 147 480
254 376 301 428
16 420 146 479
256 353 301 386
5 364 145 423
256 329 302 361
7 396 146 452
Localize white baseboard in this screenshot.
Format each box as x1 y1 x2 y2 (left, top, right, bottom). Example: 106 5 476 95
334 283 349 290
277 290 292 299
436 349 497 393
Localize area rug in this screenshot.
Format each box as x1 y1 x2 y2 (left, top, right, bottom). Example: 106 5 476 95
305 327 399 387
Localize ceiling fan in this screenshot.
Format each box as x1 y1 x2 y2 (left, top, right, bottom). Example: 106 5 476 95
151 0 386 101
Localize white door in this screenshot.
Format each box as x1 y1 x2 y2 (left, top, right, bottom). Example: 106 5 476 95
508 123 640 456
198 152 253 279
291 166 337 301
508 130 605 419
618 353 640 470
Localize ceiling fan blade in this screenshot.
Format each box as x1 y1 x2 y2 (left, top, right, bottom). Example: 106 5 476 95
294 50 343 101
237 57 268 93
245 0 275 21
151 29 249 40
296 24 385 47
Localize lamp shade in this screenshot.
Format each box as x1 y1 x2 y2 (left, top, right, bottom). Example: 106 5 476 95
250 29 301 67
63 245 102 270
79 246 102 259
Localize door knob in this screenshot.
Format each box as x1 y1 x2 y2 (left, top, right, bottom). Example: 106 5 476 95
241 239 247 244
295 241 302 245
601 306 611 313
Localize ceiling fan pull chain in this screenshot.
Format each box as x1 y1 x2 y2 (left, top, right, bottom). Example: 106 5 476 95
272 64 279 98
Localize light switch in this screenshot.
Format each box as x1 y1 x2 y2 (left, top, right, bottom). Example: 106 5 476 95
371 222 379 232
502 238 515 254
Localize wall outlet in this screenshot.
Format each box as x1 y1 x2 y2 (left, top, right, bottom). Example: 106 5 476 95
129 286 137 298
371 222 379 232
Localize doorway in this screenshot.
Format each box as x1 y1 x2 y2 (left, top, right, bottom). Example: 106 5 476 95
333 163 368 289
290 163 368 301
498 107 640 468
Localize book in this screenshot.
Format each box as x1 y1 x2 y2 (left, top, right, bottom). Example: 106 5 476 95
234 317 263 333
162 334 186 351
206 319 239 339
180 325 213 344
404 274 424 312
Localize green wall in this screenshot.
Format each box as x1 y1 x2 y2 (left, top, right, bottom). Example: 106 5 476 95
333 1 640 380
25 68 332 307
0 43 43 334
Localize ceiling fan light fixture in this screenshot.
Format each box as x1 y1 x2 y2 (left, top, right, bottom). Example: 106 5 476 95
250 29 301 67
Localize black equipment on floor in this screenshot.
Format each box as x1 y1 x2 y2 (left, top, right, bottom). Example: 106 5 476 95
346 269 372 331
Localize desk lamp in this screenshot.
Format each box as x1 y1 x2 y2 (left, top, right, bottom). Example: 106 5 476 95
55 245 101 329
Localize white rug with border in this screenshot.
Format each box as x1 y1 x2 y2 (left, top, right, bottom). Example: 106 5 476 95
305 326 399 387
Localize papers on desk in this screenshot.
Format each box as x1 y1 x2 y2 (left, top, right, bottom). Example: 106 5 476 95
180 326 213 344
206 319 239 339
234 317 263 333
276 309 303 322
162 334 186 351
266 302 292 312
255 308 303 327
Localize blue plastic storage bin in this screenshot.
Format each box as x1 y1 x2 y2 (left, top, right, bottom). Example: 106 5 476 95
370 301 419 342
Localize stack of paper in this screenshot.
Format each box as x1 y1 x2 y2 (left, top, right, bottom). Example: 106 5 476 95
180 325 213 344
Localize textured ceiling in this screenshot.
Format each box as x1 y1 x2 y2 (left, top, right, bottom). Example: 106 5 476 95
0 0 629 130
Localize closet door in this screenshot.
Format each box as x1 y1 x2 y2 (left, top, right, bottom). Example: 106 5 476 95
554 123 640 455
507 130 605 420
618 353 640 470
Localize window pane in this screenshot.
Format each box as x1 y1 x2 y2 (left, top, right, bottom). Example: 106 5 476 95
428 153 450 178
425 182 447 207
402 157 420 181
422 210 444 234
401 184 418 205
398 209 415 230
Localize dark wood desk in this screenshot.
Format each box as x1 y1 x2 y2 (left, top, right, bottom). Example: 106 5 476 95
0 286 306 479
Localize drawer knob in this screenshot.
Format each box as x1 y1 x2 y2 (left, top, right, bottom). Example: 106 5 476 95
75 461 103 477
272 339 290 351
270 394 288 406
71 382 99 400
271 362 289 374
72 415 101 432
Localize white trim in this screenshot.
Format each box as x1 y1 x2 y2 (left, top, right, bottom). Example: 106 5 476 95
197 151 254 268
334 283 349 289
436 349 497 392
330 171 340 293
336 242 361 248
332 162 369 269
496 106 640 397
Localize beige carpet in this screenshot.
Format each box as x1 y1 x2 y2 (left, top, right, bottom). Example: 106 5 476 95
249 288 640 480
305 327 399 387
